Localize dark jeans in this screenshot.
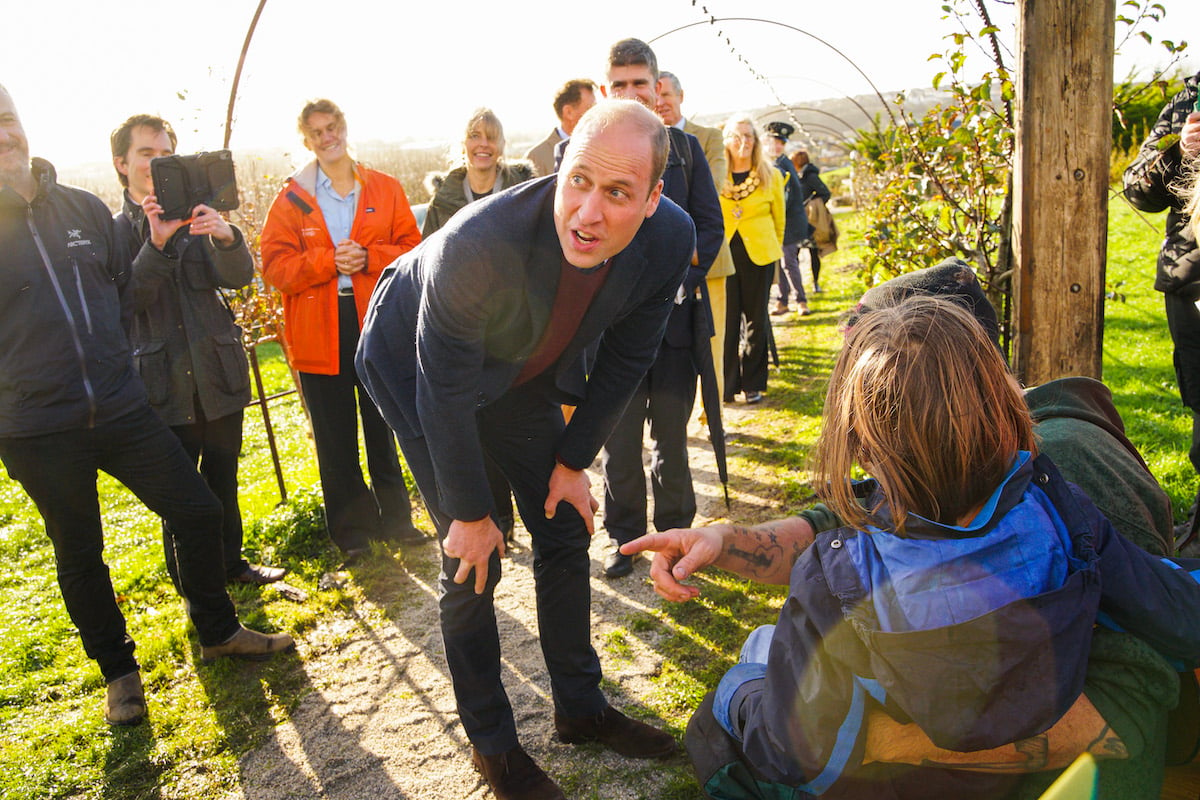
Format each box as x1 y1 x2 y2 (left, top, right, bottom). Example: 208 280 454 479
602 341 698 545
1166 292 1200 474
398 374 606 755
166 409 248 583
0 404 240 682
299 295 414 551
724 234 775 398
776 242 807 306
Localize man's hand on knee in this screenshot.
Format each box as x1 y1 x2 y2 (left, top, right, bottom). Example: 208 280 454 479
444 516 506 594
544 463 599 534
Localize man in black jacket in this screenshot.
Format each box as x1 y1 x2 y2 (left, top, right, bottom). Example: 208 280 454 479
358 99 692 800
0 85 292 728
111 114 283 586
1123 72 1200 534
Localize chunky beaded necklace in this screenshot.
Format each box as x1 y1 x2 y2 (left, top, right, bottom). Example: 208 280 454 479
722 171 760 219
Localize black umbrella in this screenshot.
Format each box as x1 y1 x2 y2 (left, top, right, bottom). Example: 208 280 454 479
690 291 730 510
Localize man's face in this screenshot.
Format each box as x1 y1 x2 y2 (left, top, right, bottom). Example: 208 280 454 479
554 118 663 269
560 88 596 135
655 81 683 126
0 89 31 190
114 125 174 201
605 64 660 110
764 136 785 159
302 111 349 165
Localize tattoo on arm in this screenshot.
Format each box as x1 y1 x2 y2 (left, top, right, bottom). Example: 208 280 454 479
725 527 786 580
1085 724 1127 760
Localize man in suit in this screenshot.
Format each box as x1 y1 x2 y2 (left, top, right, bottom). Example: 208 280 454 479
764 120 811 316
357 99 694 800
598 40 724 579
657 70 736 401
523 79 597 177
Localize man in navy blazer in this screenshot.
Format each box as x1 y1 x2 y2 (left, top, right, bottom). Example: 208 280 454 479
598 38 724 579
357 100 695 800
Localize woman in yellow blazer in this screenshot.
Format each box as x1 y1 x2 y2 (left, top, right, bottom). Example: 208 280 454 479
719 115 785 404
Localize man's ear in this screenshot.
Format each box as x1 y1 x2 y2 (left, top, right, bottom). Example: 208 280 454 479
113 155 129 180
643 179 663 218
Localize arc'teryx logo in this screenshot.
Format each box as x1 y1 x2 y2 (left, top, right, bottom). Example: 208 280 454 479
66 228 93 248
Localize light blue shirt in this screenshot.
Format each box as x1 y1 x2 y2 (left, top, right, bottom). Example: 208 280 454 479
315 166 360 291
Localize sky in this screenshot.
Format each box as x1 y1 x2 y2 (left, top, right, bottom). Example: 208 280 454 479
4 0 1198 173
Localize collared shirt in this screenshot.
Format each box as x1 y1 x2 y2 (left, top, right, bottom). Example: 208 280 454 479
673 117 687 131
555 126 569 140
315 166 360 290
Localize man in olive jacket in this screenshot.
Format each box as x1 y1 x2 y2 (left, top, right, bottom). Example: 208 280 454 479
111 113 283 586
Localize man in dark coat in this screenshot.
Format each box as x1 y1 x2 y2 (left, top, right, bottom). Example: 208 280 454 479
1123 71 1200 533
0 84 293 730
598 37 725 578
764 121 810 315
356 99 694 800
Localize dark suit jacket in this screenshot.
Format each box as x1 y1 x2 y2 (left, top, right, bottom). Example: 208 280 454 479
775 154 809 245
356 176 695 521
661 129 723 348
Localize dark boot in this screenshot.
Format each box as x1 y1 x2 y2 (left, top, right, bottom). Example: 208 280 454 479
555 704 676 759
471 745 565 800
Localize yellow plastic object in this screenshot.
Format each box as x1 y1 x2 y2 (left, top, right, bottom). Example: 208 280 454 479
1038 753 1098 800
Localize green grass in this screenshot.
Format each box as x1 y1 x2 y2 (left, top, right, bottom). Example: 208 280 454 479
0 197 1194 798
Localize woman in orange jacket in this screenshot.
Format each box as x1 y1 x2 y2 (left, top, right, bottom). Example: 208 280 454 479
261 98 423 556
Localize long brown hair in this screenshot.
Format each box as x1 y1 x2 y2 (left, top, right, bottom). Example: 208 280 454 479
812 296 1036 532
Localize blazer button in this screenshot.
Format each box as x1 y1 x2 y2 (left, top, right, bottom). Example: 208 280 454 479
476 392 487 405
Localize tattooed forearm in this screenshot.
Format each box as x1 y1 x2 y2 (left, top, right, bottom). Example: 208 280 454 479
711 517 814 584
725 527 785 581
1085 724 1127 760
918 734 1049 773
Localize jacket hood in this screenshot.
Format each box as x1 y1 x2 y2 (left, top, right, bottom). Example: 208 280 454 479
286 159 372 198
1025 376 1145 466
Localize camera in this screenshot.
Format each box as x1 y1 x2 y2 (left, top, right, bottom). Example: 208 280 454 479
150 150 240 220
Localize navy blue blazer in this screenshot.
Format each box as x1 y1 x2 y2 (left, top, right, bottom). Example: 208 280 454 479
775 154 810 246
356 176 695 522
662 129 724 348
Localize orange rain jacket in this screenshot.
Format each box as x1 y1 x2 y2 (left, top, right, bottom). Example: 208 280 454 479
260 160 421 374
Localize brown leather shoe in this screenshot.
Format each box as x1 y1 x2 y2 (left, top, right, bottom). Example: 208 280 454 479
471 745 565 800
104 671 146 726
554 705 676 759
200 626 295 663
228 564 287 585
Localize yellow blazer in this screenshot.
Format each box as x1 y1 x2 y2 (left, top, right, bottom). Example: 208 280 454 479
720 167 785 266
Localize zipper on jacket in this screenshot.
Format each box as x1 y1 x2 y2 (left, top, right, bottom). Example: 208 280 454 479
26 207 98 427
70 258 95 334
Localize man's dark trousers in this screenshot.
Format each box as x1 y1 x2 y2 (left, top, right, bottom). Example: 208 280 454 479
166 408 248 584
603 338 698 547
397 373 608 756
299 294 413 551
0 404 240 682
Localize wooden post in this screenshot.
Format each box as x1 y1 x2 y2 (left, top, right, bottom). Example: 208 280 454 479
1011 0 1114 383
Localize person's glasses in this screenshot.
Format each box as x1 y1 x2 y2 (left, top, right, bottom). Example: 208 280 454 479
727 133 755 143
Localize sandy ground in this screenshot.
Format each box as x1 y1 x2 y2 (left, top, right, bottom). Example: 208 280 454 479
234 411 771 800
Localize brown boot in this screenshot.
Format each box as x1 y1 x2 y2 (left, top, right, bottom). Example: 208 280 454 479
555 705 676 759
471 745 565 800
200 626 295 663
104 671 146 726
